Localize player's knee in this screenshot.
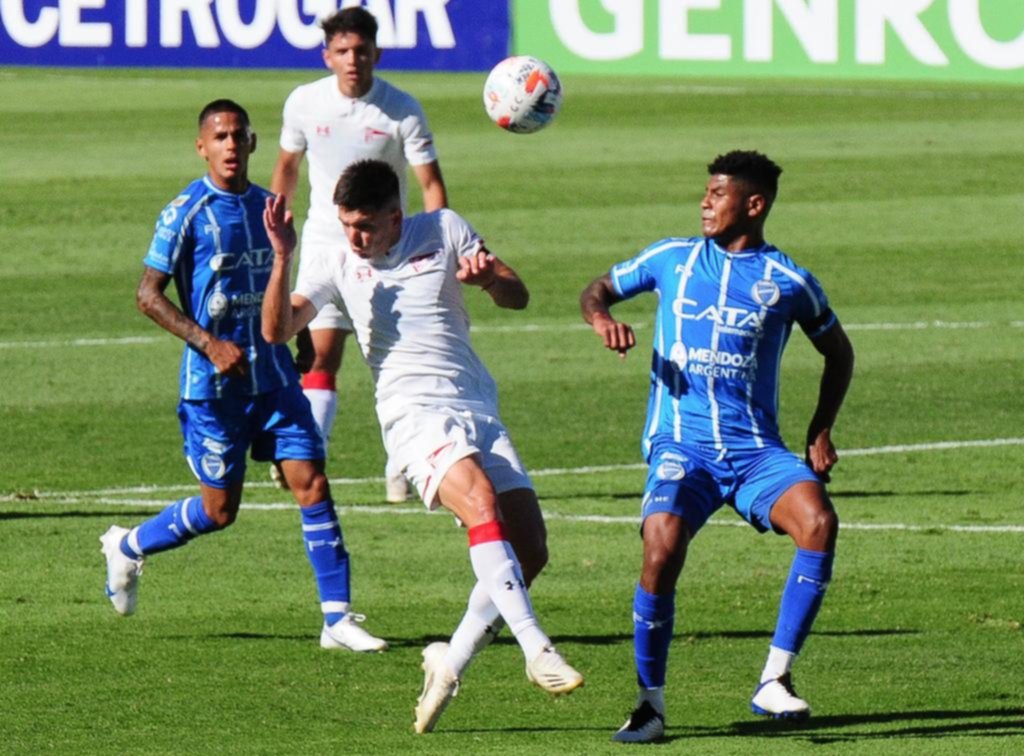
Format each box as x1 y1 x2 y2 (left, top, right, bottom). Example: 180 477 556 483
800 507 838 550
205 506 238 529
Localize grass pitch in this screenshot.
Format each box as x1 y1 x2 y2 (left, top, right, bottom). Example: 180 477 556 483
1 67 1022 754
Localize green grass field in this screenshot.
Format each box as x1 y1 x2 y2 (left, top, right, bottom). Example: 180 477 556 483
1 66 1022 754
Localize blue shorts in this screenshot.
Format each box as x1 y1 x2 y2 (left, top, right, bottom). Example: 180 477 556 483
641 437 822 535
177 382 324 489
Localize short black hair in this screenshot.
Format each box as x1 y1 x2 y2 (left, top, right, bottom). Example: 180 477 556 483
197 99 250 130
334 160 400 212
707 150 782 205
321 6 378 45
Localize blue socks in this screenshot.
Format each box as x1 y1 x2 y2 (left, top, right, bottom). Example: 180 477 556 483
122 496 217 558
772 548 834 654
633 585 675 689
300 500 351 626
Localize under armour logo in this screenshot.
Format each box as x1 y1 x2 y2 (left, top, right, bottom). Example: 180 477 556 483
504 579 525 591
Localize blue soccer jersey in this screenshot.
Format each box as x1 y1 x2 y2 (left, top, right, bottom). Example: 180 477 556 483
143 177 297 400
611 237 837 457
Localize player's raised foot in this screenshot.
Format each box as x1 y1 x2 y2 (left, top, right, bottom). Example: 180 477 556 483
385 471 410 503
269 461 289 490
320 613 388 652
526 646 583 696
611 701 666 743
100 525 143 616
751 672 811 720
414 642 460 734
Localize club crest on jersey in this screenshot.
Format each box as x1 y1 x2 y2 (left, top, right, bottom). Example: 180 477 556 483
655 452 687 481
751 279 781 307
200 453 226 480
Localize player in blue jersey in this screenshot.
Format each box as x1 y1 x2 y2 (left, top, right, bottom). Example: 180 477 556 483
99 99 385 653
581 150 854 743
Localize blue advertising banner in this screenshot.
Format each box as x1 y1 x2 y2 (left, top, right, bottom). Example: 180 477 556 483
0 0 508 70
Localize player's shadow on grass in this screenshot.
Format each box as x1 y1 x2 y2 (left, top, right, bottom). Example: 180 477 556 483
365 628 918 650
0 509 157 520
831 489 971 499
709 706 1024 743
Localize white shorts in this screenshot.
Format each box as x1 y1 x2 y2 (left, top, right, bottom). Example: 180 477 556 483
383 405 533 510
296 233 352 332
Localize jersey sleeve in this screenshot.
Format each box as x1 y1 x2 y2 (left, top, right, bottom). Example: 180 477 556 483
608 241 668 300
294 251 341 314
279 88 307 154
442 210 484 258
398 100 438 167
143 193 196 274
792 269 837 338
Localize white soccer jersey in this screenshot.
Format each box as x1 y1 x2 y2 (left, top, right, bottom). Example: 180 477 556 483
279 75 438 243
295 209 497 427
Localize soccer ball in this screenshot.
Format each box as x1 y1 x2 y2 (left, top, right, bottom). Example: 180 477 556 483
482 56 562 134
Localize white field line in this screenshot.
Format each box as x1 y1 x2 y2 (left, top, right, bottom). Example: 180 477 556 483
6 437 1024 534
18 497 1024 535
2 320 1022 350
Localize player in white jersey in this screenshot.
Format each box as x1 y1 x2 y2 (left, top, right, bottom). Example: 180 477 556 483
581 151 854 742
270 7 448 501
261 159 583 734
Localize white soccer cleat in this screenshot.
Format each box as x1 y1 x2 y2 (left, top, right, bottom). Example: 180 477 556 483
100 525 143 616
612 701 666 743
414 642 460 734
385 471 411 503
269 461 289 490
751 673 811 720
320 613 388 653
526 646 584 696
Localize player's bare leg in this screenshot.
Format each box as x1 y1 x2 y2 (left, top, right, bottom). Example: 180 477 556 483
752 482 838 719
415 461 579 734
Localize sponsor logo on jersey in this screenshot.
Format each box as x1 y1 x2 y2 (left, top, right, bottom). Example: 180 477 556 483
156 226 177 243
684 346 758 382
669 342 688 369
207 292 229 320
426 440 457 468
673 296 764 335
201 438 227 454
200 453 226 480
364 127 389 142
409 249 441 272
209 248 273 272
751 279 781 307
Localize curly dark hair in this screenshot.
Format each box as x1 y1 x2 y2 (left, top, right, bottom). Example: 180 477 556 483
707 150 782 205
320 6 378 46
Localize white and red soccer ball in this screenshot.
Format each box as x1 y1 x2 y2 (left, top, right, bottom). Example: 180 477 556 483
482 56 562 134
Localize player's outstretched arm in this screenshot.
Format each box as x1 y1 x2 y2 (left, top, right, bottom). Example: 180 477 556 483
262 195 317 344
270 148 303 208
457 247 529 310
580 274 636 359
136 266 247 376
806 322 855 479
